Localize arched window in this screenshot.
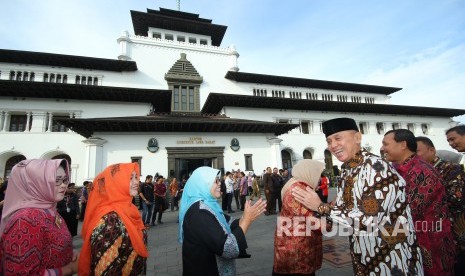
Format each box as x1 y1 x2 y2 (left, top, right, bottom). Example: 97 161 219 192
4 155 26 178
281 150 292 169
52 154 72 166
303 150 312 159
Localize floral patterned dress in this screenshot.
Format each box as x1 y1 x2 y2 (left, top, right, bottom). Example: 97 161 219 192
394 155 455 276
273 181 323 275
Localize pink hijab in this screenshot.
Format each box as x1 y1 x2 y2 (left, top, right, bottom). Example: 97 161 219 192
0 159 69 234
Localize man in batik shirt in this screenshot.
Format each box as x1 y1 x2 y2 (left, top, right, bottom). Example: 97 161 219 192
446 124 465 152
416 136 465 275
292 118 423 276
381 129 455 276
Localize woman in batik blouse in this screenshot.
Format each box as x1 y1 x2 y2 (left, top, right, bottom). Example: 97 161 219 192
0 159 78 275
179 166 266 276
78 162 148 275
273 159 325 276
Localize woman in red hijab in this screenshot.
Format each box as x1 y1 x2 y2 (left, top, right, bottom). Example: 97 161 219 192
79 162 148 275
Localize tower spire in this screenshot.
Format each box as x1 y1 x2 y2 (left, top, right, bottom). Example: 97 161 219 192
177 0 180 11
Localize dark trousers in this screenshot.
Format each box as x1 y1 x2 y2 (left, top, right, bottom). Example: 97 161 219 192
226 193 233 212
151 196 165 224
60 210 79 237
221 192 228 211
265 189 275 214
240 195 246 211
272 190 282 213
233 189 240 210
80 202 87 221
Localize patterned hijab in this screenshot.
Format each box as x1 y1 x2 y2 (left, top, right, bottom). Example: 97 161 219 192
178 166 229 243
281 159 325 198
79 163 148 275
0 159 68 235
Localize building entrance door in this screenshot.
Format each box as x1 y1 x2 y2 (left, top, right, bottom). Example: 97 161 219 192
166 147 225 181
177 158 212 179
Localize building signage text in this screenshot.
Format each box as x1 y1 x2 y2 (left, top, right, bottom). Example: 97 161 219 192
176 137 215 145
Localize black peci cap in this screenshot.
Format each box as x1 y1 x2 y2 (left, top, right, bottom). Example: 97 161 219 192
322 117 359 138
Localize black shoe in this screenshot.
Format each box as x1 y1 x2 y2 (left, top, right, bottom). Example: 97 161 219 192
158 221 164 224
228 210 235 213
150 223 156 226
264 211 270 216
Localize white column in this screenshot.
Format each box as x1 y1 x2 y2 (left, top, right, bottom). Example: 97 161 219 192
82 137 107 179
47 113 53 132
24 112 31 132
312 120 322 134
117 30 131 61
29 111 47 132
385 122 392 131
67 112 74 132
2 112 10 132
309 120 314 134
228 44 239 72
412 123 419 135
267 137 283 169
366 122 373 134
0 112 4 131
70 164 79 184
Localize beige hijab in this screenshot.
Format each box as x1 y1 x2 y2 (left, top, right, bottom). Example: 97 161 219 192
281 159 325 198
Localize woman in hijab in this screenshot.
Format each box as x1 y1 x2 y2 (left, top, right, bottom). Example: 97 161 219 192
273 159 326 276
179 166 267 276
79 162 148 275
0 159 78 275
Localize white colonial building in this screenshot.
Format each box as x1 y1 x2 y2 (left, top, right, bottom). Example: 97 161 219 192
0 7 464 183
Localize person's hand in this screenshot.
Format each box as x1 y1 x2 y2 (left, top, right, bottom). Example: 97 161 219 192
61 251 79 275
239 198 266 234
291 186 321 211
76 214 80 220
243 198 266 223
72 250 79 262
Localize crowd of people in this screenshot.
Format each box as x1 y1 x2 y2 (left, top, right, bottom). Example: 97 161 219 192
0 120 464 275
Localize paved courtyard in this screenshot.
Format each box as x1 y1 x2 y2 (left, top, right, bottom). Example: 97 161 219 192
73 188 353 275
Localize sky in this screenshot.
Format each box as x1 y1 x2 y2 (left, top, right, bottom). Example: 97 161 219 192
1 0 465 123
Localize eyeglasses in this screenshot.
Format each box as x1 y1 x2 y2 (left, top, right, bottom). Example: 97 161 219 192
55 177 69 186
